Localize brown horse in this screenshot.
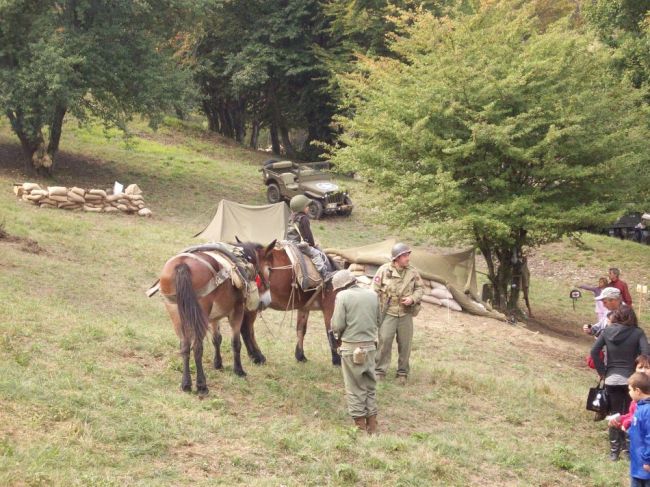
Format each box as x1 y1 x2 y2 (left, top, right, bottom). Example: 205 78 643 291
256 241 341 366
158 242 268 394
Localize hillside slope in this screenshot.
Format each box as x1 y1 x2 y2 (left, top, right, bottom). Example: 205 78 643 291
1 119 649 486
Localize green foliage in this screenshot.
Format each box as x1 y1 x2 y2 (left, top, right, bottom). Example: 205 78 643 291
330 0 650 309
0 0 193 171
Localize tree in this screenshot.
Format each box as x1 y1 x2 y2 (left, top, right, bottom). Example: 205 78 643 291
0 0 191 173
329 1 650 312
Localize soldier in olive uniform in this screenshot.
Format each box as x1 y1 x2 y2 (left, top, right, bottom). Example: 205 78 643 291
373 243 424 385
331 269 381 434
286 194 329 280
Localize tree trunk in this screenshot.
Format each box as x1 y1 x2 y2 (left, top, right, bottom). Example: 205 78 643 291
279 125 295 159
202 100 219 132
477 234 525 314
269 122 281 155
249 120 260 149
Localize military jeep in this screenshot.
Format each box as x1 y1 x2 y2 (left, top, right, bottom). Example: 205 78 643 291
261 160 353 219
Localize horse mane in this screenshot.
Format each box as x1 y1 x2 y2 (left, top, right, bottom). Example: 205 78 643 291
233 241 263 267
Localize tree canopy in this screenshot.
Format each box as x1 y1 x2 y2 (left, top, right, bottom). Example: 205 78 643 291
329 0 650 310
0 0 191 173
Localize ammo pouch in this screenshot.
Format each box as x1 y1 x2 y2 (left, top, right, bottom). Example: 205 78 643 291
352 347 367 365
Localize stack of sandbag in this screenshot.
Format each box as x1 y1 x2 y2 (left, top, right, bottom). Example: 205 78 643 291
421 280 462 311
13 182 152 217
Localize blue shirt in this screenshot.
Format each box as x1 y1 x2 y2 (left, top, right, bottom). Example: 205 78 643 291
629 399 650 479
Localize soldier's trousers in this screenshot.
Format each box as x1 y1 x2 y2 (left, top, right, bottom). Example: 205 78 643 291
375 314 413 377
340 348 377 418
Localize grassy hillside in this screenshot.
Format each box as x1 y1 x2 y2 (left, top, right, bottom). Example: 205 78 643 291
1 118 649 486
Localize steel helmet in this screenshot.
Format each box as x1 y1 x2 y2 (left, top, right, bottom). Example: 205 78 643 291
391 243 411 261
332 269 357 290
290 194 311 213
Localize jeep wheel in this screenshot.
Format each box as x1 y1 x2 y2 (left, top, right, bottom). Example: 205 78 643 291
267 183 281 204
338 196 353 216
306 200 324 220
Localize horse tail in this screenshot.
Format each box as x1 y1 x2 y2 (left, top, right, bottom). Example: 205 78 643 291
175 262 208 347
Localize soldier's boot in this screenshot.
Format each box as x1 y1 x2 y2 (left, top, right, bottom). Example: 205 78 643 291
366 415 378 435
608 427 621 461
353 416 367 432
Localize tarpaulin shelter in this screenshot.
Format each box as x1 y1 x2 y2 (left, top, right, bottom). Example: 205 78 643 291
325 239 505 321
194 200 288 244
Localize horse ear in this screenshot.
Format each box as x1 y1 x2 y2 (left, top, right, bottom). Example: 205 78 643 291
264 239 277 256
235 236 242 243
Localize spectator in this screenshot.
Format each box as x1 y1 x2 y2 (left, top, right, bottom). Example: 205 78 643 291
592 306 649 461
580 277 610 322
609 267 633 306
626 372 650 486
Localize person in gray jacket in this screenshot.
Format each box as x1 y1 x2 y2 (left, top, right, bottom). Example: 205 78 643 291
331 269 381 434
592 306 650 461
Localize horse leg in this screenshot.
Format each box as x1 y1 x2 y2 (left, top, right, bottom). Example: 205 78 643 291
180 338 192 392
295 309 309 362
322 292 341 366
166 303 193 392
241 311 266 365
194 337 208 395
210 319 223 370
230 305 247 377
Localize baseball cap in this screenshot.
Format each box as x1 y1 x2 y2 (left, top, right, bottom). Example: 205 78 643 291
595 287 622 301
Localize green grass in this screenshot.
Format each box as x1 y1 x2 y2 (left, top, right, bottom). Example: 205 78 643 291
1 117 649 485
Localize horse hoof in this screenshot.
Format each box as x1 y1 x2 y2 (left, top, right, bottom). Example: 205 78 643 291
253 354 266 365
295 355 308 363
197 386 209 397
234 369 247 377
180 383 192 393
214 362 223 370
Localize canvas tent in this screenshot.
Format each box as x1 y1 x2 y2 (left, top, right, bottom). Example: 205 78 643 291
325 239 505 321
194 199 288 244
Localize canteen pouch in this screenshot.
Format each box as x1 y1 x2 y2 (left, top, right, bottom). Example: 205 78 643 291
352 347 367 365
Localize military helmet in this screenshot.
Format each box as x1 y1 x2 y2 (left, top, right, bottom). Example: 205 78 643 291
290 194 311 213
391 242 411 261
332 269 357 290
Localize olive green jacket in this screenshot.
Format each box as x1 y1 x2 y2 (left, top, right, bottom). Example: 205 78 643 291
331 286 380 343
372 263 424 317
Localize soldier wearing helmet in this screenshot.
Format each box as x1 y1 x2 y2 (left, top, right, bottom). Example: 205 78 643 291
286 194 330 280
331 269 381 433
372 242 424 385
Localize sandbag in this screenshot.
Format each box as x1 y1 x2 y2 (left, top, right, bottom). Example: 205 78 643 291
106 193 123 202
31 189 48 196
429 281 447 291
439 298 462 311
67 192 85 203
83 205 102 212
125 183 142 195
49 195 69 203
348 263 365 272
26 194 45 201
70 187 86 196
48 186 68 196
23 182 42 191
88 189 107 198
429 287 453 300
104 206 119 213
116 204 128 211
138 208 152 217
421 295 443 306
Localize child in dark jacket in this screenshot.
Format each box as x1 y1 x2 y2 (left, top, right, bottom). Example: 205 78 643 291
627 372 650 486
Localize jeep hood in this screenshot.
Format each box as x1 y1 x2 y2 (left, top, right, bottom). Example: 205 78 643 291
301 181 340 195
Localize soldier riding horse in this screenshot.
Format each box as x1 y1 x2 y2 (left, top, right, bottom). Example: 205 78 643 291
255 240 341 366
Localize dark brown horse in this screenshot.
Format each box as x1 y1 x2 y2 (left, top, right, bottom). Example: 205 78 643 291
256 241 341 366
158 242 268 394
